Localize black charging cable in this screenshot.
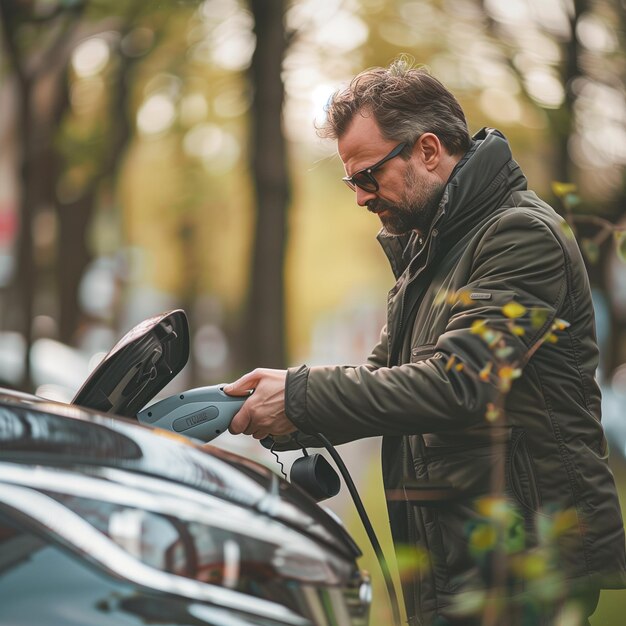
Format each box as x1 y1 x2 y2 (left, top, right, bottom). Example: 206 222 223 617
313 432 402 626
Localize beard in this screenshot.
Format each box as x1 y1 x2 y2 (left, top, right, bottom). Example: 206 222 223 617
367 164 445 236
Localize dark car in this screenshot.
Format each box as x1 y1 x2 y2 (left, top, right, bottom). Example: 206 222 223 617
0 311 371 626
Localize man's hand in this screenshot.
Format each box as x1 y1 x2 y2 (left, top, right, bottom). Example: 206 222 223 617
224 368 297 440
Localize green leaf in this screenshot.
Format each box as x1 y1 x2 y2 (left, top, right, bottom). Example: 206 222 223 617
469 522 497 554
581 238 600 264
562 192 581 210
559 220 576 239
395 545 430 575
505 515 526 554
519 552 549 580
482 330 502 347
530 308 549 329
614 230 626 263
495 346 514 360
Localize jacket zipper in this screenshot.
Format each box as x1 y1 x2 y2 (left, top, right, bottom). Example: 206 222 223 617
394 228 440 364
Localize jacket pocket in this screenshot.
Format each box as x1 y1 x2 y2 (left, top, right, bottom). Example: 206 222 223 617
418 443 496 593
507 428 541 546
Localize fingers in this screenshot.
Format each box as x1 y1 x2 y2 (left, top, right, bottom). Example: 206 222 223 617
223 370 260 397
225 370 260 435
229 409 251 435
226 370 262 435
224 368 294 439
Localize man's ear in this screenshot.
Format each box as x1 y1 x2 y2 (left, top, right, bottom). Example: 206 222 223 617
416 133 442 171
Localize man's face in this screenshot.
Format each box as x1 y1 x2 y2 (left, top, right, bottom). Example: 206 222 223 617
370 161 444 235
338 112 444 236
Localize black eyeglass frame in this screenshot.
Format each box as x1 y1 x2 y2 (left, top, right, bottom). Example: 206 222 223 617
342 141 408 192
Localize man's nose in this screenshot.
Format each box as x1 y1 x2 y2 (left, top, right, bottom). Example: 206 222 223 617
356 186 376 207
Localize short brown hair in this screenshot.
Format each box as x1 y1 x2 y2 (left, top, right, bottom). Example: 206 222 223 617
318 57 471 156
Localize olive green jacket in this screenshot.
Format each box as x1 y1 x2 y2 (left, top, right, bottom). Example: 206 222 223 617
285 128 626 624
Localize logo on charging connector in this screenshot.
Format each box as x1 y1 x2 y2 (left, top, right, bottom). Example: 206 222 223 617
173 406 219 432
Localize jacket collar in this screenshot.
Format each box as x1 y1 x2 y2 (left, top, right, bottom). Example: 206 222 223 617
377 128 527 278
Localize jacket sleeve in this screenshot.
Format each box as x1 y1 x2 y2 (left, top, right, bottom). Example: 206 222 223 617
285 211 569 441
282 326 389 447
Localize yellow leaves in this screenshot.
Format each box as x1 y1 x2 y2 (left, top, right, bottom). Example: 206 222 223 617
536 508 579 548
511 324 525 336
485 403 501 422
513 552 549 581
551 182 577 198
471 318 505 348
471 319 488 335
466 496 579 591
478 361 493 382
455 290 474 307
502 301 526 319
395 545 430 580
537 318 570 345
551 318 570 331
471 499 526 560
454 302 570 406
552 508 578 537
475 497 514 525
434 288 474 307
504 303 563 335
551 181 580 211
614 229 626 263
445 354 457 371
530 308 549 329
445 354 464 372
497 365 521 392
469 524 497 553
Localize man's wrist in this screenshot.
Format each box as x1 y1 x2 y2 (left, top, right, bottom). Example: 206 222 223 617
285 364 310 432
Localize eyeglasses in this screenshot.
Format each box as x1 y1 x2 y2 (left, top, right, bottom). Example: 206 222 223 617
342 142 408 192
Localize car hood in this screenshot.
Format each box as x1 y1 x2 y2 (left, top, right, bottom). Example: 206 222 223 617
0 389 360 561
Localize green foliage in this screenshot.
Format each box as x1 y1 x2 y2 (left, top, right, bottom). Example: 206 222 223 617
436 300 581 622
552 181 625 266
552 182 581 211
614 230 626 264
581 238 601 265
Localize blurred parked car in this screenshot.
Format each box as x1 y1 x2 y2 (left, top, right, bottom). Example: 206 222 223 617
0 311 371 626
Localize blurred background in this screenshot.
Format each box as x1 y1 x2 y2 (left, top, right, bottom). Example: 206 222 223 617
1 0 625 622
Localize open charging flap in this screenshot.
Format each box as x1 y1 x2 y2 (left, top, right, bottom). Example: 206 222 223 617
72 309 190 417
72 308 339 502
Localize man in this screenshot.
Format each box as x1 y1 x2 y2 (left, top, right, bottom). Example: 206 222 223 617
225 59 626 625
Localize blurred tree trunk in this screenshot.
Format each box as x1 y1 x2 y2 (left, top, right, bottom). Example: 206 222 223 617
56 27 139 344
479 0 588 183
548 0 587 183
0 1 84 390
242 0 290 369
1 1 150 393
